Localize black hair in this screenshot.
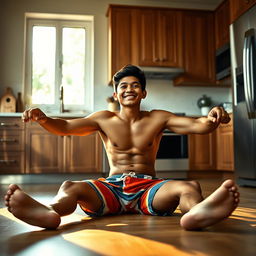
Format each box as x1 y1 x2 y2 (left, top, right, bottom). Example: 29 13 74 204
112 64 146 92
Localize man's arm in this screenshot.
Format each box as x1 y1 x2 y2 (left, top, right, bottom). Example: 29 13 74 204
165 107 230 134
22 108 104 136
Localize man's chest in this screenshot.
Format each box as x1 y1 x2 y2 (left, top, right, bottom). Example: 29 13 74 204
99 119 163 150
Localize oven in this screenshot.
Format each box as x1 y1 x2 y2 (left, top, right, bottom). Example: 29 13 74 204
155 130 189 171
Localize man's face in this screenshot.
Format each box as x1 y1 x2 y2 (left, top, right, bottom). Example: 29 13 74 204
113 76 147 107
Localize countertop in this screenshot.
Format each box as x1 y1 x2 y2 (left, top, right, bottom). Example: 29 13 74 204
0 112 89 118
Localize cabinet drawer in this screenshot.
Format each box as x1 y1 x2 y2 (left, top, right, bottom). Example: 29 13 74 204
0 131 24 151
0 152 25 173
0 118 24 130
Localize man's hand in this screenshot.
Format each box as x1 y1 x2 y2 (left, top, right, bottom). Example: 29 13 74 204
207 107 230 125
22 108 47 124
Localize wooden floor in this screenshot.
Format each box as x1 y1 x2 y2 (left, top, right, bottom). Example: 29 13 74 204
0 178 255 256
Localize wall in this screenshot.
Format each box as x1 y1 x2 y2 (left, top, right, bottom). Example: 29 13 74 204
0 0 230 116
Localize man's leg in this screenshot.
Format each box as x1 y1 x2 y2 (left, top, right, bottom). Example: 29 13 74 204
152 179 239 230
152 180 203 215
4 180 103 229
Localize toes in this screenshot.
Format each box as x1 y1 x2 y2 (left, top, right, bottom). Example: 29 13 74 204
8 184 20 192
222 179 235 189
234 192 239 197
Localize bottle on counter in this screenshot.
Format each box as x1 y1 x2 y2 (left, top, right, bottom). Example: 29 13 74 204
16 92 23 112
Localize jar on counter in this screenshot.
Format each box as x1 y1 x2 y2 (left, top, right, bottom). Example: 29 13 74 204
197 95 212 116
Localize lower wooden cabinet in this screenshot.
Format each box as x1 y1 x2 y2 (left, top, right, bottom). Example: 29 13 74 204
189 132 216 170
64 134 103 173
25 123 103 173
189 115 234 171
216 116 234 171
0 117 25 174
25 124 63 173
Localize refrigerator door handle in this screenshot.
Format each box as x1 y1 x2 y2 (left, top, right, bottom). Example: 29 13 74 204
249 30 256 115
243 31 252 115
243 29 256 119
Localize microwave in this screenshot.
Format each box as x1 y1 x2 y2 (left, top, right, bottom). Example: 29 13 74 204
216 43 231 80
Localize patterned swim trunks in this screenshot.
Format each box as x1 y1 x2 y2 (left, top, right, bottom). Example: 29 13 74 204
81 172 172 217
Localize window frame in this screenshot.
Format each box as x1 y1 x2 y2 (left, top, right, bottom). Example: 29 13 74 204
24 13 94 113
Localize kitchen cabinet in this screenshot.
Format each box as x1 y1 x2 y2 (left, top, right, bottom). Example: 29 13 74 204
189 132 216 170
64 134 103 173
215 0 230 49
173 11 216 86
216 114 234 171
107 5 183 79
107 6 139 80
230 0 256 23
25 122 63 173
25 122 103 173
136 9 183 68
189 115 234 171
0 117 25 173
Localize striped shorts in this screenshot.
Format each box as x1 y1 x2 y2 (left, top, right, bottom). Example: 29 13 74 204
80 172 172 217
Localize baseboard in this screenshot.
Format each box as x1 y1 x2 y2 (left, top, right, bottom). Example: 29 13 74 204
188 170 235 180
0 173 104 184
156 171 187 179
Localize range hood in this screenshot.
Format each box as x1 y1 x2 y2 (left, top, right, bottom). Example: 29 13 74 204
140 66 184 80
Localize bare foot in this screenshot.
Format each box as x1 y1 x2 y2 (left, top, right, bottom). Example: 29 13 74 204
180 179 239 230
4 184 61 229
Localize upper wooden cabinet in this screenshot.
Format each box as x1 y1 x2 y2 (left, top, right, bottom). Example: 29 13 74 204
173 11 216 86
107 5 216 86
230 0 256 23
107 6 138 80
136 9 183 68
215 0 230 49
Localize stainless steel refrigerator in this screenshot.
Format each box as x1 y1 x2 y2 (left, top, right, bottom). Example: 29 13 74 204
230 5 256 187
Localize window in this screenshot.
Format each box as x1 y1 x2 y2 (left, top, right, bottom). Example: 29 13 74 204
24 13 94 113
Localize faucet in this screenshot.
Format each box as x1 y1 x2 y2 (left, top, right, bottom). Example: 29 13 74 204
59 85 69 113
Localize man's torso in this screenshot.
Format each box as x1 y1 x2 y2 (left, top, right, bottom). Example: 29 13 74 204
96 110 168 176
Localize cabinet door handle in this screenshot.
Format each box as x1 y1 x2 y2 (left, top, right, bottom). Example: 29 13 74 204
0 138 17 143
0 122 19 127
0 159 17 164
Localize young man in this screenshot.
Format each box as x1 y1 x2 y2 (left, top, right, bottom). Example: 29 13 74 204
4 65 239 230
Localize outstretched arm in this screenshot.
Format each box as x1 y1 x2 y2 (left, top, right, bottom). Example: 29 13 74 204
22 108 102 136
165 107 230 134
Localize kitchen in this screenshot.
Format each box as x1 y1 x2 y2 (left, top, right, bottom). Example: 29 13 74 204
0 0 256 255
0 0 233 179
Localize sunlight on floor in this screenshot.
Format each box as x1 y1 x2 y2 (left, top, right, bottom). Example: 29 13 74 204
62 229 206 256
106 223 129 227
229 207 256 227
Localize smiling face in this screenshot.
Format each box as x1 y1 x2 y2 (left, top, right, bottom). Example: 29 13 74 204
113 76 147 107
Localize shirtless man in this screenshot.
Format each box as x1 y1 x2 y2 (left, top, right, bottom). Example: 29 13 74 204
4 65 239 230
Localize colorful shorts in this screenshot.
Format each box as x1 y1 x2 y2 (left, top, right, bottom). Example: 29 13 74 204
80 172 172 217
